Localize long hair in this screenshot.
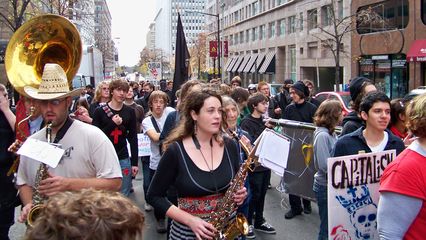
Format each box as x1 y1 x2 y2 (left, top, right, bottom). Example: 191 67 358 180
163 89 225 150
314 100 342 134
93 81 110 103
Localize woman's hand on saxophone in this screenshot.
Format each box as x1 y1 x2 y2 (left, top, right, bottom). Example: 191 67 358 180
188 216 217 240
18 203 33 223
233 187 248 206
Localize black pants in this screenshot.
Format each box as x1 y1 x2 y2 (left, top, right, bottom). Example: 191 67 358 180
0 206 14 240
247 170 271 227
289 194 311 213
149 169 166 221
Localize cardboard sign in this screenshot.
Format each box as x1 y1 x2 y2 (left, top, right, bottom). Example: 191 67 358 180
327 150 396 240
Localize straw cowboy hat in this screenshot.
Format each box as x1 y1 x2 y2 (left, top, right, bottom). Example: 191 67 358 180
24 63 82 100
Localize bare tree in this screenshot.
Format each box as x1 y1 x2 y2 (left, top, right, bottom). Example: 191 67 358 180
138 47 171 79
0 0 32 32
304 0 384 88
189 32 207 79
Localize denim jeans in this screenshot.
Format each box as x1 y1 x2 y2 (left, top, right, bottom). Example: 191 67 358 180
141 156 151 201
313 182 328 240
119 158 132 197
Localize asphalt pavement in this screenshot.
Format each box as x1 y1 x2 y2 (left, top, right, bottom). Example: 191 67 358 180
9 173 319 240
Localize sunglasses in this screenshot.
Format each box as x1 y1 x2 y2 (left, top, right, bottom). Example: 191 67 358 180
40 98 66 106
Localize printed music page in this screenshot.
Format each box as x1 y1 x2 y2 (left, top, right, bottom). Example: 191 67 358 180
17 138 65 168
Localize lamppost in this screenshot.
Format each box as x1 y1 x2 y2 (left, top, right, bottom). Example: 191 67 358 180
185 10 220 79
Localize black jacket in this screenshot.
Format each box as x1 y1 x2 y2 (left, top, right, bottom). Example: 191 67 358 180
332 127 405 157
240 115 268 172
340 111 364 136
284 100 317 123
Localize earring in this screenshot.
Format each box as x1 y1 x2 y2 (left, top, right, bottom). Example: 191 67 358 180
194 120 198 135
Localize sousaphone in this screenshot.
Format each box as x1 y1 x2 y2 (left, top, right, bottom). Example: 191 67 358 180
5 14 82 96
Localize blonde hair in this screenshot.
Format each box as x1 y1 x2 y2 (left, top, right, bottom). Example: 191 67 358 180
406 93 426 138
25 189 144 240
93 81 110 103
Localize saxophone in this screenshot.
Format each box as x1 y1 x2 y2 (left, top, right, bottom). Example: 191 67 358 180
208 130 259 240
27 122 52 227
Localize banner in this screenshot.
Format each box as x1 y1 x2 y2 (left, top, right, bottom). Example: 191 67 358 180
279 121 316 200
223 40 228 57
209 40 218 58
327 150 396 240
147 62 161 81
127 134 151 157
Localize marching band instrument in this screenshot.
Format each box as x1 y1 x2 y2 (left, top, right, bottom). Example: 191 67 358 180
5 14 82 96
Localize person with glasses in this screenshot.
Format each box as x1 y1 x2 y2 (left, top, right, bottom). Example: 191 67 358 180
0 83 17 240
16 64 122 225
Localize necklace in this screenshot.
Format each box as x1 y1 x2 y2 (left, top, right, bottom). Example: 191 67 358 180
192 135 218 193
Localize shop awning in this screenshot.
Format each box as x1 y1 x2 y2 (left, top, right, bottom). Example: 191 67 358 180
231 56 244 72
244 54 258 73
258 51 276 73
407 39 426 62
224 57 236 72
250 52 266 73
237 55 250 72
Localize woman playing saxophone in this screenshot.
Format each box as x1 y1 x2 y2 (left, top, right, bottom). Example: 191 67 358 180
147 89 247 240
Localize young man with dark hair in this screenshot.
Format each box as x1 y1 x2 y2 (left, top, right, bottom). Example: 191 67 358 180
333 91 405 157
92 79 139 197
283 80 318 219
240 93 276 238
230 87 251 125
275 79 293 118
136 82 155 114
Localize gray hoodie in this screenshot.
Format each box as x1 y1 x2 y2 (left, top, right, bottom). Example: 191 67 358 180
313 127 338 186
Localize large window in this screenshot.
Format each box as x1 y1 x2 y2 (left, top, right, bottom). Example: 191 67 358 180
322 5 333 27
270 22 276 38
289 15 296 33
308 9 318 30
279 19 286 36
289 46 297 80
357 0 408 34
422 0 426 24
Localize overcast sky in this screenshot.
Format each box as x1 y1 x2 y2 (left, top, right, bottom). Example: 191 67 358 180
106 0 157 66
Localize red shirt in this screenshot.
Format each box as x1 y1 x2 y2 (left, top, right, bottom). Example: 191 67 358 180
390 125 407 140
380 146 426 240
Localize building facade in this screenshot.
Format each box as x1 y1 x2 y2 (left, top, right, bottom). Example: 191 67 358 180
94 0 114 78
214 0 351 91
155 0 207 56
146 23 156 51
351 0 426 99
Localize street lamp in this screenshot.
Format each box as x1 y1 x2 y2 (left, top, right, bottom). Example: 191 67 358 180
185 10 220 79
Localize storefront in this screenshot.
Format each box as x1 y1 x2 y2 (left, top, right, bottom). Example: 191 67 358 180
407 39 426 87
358 54 408 99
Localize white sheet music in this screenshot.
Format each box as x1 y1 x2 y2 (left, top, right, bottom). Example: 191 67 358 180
17 138 65 168
254 129 290 176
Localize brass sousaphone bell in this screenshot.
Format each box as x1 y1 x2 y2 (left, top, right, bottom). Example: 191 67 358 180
5 14 82 227
5 14 82 96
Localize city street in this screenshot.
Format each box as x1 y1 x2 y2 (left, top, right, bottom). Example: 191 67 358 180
9 172 319 240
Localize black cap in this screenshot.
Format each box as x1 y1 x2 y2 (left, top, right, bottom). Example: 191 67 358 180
349 77 372 101
291 80 309 97
284 79 294 85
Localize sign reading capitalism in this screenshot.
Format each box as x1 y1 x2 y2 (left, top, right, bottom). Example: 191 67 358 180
327 150 396 240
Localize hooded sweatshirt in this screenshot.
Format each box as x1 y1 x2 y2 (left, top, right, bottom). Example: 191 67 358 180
340 111 364 136
313 127 338 186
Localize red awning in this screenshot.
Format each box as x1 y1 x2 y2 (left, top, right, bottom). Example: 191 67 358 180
407 40 426 62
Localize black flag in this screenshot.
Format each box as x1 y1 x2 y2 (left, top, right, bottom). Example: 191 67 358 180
171 13 190 107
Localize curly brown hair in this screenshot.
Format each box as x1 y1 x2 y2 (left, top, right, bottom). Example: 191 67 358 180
25 189 144 240
313 100 342 134
163 88 225 150
406 94 426 138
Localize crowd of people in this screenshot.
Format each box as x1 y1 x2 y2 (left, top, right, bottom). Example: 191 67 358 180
0 66 425 240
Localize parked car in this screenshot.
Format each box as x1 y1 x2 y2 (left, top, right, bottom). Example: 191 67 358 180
314 91 352 116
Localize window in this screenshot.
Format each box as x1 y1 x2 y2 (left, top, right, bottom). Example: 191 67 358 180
289 16 296 33
289 46 296 80
279 19 286 36
270 22 276 38
240 31 244 44
308 9 318 30
246 30 250 43
299 12 304 31
260 25 265 40
338 0 343 20
322 5 333 27
357 0 409 34
422 0 426 25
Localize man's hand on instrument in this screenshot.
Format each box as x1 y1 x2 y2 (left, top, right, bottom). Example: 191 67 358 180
188 216 217 240
233 187 247 206
38 172 70 196
18 203 33 223
264 118 275 129
8 140 23 153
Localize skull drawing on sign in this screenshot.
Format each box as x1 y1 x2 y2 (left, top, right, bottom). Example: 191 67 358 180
350 203 377 239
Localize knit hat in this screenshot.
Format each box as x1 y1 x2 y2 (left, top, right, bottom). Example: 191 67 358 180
291 80 309 97
284 79 294 85
349 77 372 101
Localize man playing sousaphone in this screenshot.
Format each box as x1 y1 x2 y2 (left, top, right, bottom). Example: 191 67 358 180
16 63 122 223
